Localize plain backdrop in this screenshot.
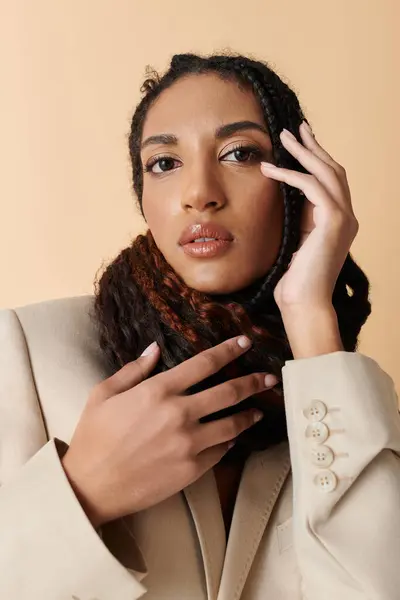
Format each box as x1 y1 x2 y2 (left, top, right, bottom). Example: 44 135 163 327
1 0 399 393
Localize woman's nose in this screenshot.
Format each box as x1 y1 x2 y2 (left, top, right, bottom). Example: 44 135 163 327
181 167 227 212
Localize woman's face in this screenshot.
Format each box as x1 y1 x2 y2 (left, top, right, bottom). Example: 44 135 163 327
140 72 284 295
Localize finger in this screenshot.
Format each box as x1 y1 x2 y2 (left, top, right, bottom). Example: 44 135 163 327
96 342 161 401
260 164 334 215
278 129 345 203
193 408 263 454
156 335 252 393
299 122 342 172
187 372 278 421
299 123 354 210
196 439 236 475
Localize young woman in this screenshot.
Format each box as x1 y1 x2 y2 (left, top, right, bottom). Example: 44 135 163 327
0 52 399 600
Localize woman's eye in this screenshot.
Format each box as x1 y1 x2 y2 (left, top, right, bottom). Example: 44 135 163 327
144 145 263 175
145 157 180 174
222 145 262 163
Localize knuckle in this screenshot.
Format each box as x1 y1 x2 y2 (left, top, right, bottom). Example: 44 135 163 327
198 352 219 373
340 214 357 235
142 378 160 400
249 373 263 391
225 381 241 404
330 209 345 228
304 173 316 186
328 163 339 175
350 217 359 235
140 386 160 411
162 402 187 429
151 371 172 395
176 433 196 458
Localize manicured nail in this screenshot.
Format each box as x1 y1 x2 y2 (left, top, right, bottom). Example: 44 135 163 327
253 410 264 423
264 374 278 387
281 128 296 141
261 161 278 170
141 341 158 356
237 336 252 349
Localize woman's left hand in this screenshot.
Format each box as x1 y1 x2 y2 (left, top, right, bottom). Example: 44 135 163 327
260 121 359 314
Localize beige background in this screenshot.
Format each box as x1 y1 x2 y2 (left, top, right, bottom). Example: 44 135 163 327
1 1 399 391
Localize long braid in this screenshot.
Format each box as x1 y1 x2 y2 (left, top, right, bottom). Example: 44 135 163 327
229 58 306 310
129 230 282 362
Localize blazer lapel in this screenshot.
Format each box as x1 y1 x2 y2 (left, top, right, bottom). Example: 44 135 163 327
183 442 291 600
183 468 227 600
217 441 291 600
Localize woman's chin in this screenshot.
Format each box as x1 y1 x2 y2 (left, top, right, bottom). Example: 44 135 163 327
179 272 261 297
178 276 239 295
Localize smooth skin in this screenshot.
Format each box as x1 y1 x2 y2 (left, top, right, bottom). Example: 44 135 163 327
62 336 277 528
140 72 285 294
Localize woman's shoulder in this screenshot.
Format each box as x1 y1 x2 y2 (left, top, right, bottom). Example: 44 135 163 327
6 294 95 325
0 294 109 389
1 294 97 351
0 295 110 470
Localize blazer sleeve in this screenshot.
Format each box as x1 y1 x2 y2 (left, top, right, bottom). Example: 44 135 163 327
0 308 148 600
282 350 400 600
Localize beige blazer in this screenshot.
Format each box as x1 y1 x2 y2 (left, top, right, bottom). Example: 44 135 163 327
0 295 399 600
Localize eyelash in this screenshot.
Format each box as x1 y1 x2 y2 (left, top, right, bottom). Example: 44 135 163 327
143 143 265 175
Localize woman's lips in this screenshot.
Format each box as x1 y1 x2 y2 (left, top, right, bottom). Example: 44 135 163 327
178 222 234 246
181 239 233 258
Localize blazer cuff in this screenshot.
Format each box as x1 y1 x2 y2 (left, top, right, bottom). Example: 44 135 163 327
281 350 400 516
53 438 148 582
0 438 148 600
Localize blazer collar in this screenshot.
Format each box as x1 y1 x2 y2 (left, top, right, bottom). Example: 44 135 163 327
183 441 291 600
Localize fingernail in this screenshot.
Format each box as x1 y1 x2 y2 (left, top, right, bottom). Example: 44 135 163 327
237 336 251 349
261 161 278 169
264 374 278 387
281 128 296 141
141 341 158 356
253 410 264 423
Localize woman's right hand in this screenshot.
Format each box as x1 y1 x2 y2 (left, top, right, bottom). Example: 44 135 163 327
61 336 278 528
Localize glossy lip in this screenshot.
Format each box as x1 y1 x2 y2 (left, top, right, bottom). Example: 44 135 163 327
178 222 234 246
181 239 233 259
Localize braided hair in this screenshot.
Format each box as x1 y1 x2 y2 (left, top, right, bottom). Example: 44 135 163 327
90 52 371 454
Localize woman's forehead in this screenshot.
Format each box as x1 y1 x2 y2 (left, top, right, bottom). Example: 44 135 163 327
141 72 264 139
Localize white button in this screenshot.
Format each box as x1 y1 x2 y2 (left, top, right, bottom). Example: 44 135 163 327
311 445 334 468
314 470 337 492
305 422 329 444
303 400 327 422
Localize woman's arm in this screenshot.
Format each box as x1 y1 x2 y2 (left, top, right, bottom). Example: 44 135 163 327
282 346 400 600
0 308 148 600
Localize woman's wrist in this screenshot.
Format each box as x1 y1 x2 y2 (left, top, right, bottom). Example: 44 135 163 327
61 453 108 529
281 304 344 359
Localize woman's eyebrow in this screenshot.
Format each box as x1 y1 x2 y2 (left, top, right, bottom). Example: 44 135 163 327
140 120 269 151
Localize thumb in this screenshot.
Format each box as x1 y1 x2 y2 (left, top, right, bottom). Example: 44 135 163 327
132 341 161 385
101 342 160 399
